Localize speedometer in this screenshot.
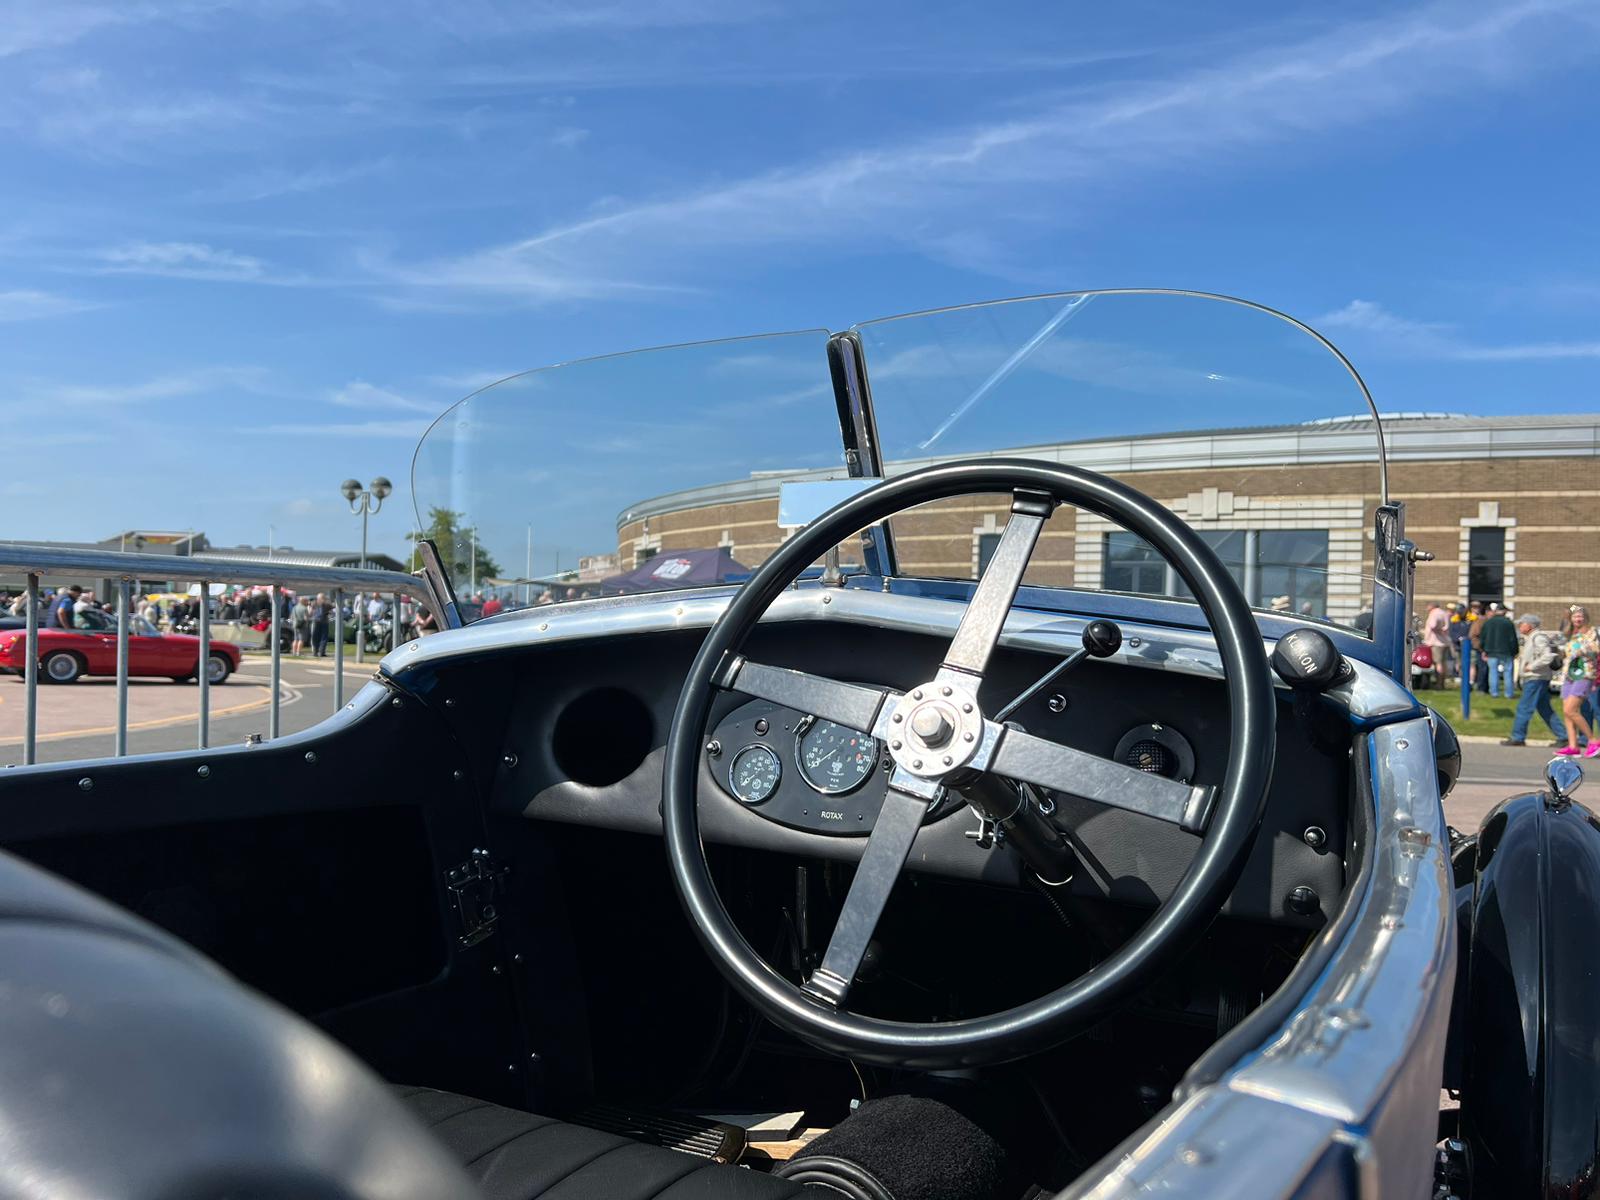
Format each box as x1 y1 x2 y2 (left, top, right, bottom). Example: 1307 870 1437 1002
797 719 878 795
729 744 781 804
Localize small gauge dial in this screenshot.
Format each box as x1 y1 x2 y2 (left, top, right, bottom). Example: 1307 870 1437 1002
729 744 782 804
797 719 878 795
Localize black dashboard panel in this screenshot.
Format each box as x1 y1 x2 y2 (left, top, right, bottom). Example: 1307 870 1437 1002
473 621 1348 927
708 699 965 834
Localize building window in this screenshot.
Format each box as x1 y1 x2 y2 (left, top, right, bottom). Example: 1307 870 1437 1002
634 546 658 568
1256 530 1330 617
975 532 1003 576
1103 532 1170 596
1102 529 1330 616
1467 527 1505 603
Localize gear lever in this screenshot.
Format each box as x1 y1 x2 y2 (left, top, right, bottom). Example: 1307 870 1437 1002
993 619 1123 723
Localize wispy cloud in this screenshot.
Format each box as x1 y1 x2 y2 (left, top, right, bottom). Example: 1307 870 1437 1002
195 157 391 204
1317 299 1600 361
0 289 100 321
244 418 434 440
28 365 273 407
329 380 445 416
0 0 219 58
387 0 1600 302
94 240 268 281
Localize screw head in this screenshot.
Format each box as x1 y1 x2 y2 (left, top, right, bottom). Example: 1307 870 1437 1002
963 731 975 742
912 759 923 769
390 697 403 709
891 739 902 750
502 752 518 768
912 689 923 700
941 685 952 696
444 698 457 708
1303 825 1327 850
892 712 903 723
304 751 318 765
452 769 464 780
1046 694 1068 713
196 765 210 779
705 739 722 757
962 702 973 713
943 755 953 766
78 776 93 791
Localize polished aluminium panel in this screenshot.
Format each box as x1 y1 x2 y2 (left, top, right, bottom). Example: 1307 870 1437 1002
386 585 1420 723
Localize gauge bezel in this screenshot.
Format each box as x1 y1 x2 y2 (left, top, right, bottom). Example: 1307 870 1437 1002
728 742 782 804
795 717 880 796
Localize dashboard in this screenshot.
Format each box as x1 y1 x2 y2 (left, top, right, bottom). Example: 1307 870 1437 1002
450 610 1352 927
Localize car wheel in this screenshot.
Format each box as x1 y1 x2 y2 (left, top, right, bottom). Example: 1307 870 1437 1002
205 653 231 685
42 651 84 684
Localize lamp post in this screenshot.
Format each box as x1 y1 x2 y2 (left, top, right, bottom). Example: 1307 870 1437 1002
341 476 392 664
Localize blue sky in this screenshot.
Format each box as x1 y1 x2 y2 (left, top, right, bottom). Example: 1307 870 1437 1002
3 0 1599 571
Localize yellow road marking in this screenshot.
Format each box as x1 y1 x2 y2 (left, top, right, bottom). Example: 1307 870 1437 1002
0 683 298 747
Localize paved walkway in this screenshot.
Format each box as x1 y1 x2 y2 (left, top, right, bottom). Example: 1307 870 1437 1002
0 655 381 764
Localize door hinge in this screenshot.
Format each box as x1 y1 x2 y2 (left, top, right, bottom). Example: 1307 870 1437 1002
446 848 508 948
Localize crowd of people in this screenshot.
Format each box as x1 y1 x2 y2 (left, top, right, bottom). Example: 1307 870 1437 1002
1420 599 1600 755
4 584 443 655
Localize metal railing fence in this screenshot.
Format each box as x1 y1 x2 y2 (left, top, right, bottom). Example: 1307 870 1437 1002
0 545 445 766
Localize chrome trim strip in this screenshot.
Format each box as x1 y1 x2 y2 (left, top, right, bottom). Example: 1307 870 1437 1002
383 586 1418 721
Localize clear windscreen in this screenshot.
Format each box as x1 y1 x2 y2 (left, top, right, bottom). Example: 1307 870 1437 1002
410 331 850 618
413 290 1384 632
853 291 1383 631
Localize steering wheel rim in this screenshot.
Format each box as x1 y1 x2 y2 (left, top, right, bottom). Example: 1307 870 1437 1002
663 458 1276 1068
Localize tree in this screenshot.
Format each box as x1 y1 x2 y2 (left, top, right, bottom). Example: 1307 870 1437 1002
407 507 502 588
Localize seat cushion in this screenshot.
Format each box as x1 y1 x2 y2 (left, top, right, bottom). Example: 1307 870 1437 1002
397 1086 819 1200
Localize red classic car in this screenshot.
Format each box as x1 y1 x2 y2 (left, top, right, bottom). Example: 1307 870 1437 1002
0 608 240 684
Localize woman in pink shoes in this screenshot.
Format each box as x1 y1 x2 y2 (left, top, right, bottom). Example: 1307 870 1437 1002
1556 605 1600 757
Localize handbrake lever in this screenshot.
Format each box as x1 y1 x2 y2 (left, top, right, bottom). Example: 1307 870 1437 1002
993 619 1122 723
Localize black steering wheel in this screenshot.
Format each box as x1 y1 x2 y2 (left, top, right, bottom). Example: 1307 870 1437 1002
663 459 1276 1068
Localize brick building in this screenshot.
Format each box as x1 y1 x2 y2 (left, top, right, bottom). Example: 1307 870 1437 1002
615 414 1600 626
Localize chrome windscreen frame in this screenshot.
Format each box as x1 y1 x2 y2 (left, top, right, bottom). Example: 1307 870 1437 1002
385 584 1421 725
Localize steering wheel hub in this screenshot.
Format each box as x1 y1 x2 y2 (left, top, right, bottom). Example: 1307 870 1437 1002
886 680 983 776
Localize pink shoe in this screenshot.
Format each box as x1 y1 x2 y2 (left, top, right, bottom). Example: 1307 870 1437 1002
1557 746 1582 756
1585 743 1600 759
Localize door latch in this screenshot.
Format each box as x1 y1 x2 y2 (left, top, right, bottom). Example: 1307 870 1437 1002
445 848 508 948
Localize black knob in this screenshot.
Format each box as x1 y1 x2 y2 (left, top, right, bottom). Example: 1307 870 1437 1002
1271 628 1351 692
1285 885 1321 917
1082 620 1123 658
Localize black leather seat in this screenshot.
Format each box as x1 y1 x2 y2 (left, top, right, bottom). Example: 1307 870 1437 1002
399 1086 817 1199
0 847 813 1199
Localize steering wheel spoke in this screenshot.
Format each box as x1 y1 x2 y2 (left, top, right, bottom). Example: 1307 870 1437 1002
941 490 1055 679
801 778 932 1008
987 725 1216 834
717 655 895 736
